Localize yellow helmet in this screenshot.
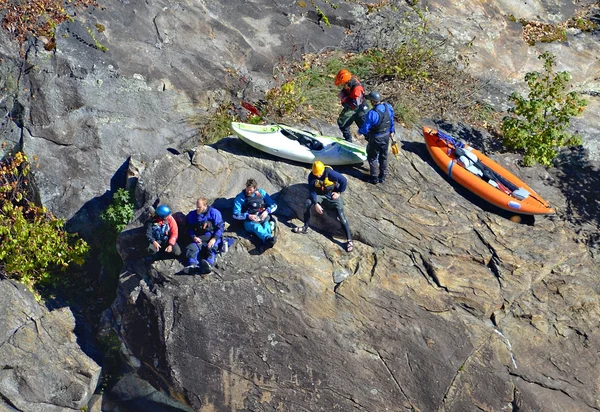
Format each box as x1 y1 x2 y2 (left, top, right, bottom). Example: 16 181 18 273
312 161 325 176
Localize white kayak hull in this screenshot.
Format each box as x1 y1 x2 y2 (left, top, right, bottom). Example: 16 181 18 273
231 122 367 166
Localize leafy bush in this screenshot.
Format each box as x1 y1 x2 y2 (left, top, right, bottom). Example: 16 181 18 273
101 188 134 234
0 152 88 289
501 52 588 166
188 103 238 145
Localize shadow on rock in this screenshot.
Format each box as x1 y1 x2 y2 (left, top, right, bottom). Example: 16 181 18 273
434 120 505 153
281 183 351 238
552 147 600 244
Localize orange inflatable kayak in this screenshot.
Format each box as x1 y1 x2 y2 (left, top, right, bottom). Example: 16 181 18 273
423 127 555 215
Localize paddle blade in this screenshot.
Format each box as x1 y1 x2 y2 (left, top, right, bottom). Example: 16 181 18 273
242 101 261 117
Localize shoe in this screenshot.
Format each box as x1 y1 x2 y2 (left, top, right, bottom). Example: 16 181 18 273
200 259 212 274
378 177 385 184
269 215 278 234
292 226 309 234
264 237 276 250
367 177 378 185
183 264 199 274
345 240 354 253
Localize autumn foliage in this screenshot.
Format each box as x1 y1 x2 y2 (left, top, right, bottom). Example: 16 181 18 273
0 150 88 289
0 0 98 53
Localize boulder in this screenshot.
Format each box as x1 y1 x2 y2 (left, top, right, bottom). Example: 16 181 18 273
0 280 101 411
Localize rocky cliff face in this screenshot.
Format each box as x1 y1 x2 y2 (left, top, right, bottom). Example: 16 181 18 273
0 0 598 409
105 132 599 410
0 280 100 411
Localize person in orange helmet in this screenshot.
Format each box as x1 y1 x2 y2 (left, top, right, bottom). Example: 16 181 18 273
334 69 368 143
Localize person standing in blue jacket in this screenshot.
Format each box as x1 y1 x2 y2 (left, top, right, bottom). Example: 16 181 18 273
292 161 354 253
233 178 278 251
359 91 396 185
184 197 225 274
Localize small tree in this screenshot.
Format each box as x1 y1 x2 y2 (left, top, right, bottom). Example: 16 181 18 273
0 152 89 289
502 52 587 166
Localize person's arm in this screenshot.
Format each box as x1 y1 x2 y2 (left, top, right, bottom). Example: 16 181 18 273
166 215 178 246
232 192 247 221
210 208 225 239
145 220 156 243
307 174 318 204
348 85 364 108
260 189 278 215
329 169 348 193
358 111 377 136
187 211 197 239
388 104 396 136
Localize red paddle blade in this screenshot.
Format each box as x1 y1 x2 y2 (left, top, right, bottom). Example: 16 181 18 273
242 101 261 117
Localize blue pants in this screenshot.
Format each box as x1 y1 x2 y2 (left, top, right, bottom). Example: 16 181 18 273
244 220 272 243
186 240 220 266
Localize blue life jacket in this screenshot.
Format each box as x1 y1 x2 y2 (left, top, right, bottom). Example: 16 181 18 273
151 221 170 242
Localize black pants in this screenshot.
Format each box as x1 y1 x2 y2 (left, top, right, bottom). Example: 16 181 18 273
148 241 181 260
303 195 352 240
367 135 390 180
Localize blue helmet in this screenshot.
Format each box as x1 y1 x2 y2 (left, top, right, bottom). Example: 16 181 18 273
155 205 171 218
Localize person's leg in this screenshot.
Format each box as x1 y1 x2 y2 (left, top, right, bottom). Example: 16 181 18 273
245 220 271 243
170 242 182 257
185 243 201 265
378 141 389 183
337 108 356 142
293 199 312 233
366 143 379 184
332 197 352 241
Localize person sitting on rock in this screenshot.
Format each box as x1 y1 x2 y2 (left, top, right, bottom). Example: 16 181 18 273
233 178 278 251
145 204 181 261
184 197 225 274
292 161 354 253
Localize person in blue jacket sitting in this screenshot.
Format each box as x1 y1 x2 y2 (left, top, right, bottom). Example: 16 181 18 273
359 91 396 185
233 178 278 251
184 197 225 274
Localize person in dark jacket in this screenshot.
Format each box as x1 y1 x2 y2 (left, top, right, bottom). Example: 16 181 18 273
292 161 354 252
183 197 225 274
145 204 181 261
233 179 278 251
359 91 396 184
334 69 368 143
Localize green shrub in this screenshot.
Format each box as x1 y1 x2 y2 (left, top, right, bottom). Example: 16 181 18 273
0 152 88 289
501 52 588 166
188 103 237 144
101 188 134 234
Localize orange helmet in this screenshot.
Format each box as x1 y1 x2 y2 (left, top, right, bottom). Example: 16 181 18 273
334 69 352 86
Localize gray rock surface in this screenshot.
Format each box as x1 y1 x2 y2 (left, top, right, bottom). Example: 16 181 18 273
0 0 598 410
0 0 597 232
0 280 101 411
104 129 599 410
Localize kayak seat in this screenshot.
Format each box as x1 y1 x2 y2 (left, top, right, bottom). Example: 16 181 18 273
281 128 323 151
455 147 483 177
